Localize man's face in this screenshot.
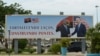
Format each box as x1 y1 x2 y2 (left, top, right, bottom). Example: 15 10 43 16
63 20 69 25
76 18 81 24
66 20 70 24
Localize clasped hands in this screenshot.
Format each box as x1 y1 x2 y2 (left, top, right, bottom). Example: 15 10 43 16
68 34 72 37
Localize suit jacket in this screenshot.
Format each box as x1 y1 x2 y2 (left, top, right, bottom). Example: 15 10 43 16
72 23 86 37
56 25 70 37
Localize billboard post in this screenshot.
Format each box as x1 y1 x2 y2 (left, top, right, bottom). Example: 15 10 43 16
14 39 18 54
37 12 42 54
81 12 86 54
37 39 41 54
8 30 10 56
14 12 19 54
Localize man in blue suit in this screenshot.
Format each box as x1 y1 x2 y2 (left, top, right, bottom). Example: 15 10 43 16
71 17 86 37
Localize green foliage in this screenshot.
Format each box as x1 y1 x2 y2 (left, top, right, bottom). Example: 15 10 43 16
6 49 13 53
0 48 13 53
60 38 70 47
41 48 45 53
0 0 32 43
18 39 28 50
49 43 61 54
12 39 28 53
23 48 36 54
48 48 52 52
29 49 36 54
0 29 4 38
86 23 100 53
18 49 23 53
0 49 6 53
95 23 100 31
0 0 32 27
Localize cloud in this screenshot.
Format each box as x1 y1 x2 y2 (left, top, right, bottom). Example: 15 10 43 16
3 0 100 15
19 0 97 14
3 0 100 25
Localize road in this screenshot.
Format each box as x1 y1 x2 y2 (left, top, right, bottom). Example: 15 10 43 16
0 52 85 56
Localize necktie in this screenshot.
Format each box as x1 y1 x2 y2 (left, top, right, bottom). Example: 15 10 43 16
78 24 80 31
64 25 68 31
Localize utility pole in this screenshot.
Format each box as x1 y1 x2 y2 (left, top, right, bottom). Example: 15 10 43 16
95 5 99 23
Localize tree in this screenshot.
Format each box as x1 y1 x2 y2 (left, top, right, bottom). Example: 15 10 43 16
49 43 61 54
0 0 32 48
0 0 32 27
86 23 100 53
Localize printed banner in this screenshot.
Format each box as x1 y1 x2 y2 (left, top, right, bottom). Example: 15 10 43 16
5 15 93 39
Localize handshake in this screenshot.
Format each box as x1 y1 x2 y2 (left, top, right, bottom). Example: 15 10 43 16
68 34 72 37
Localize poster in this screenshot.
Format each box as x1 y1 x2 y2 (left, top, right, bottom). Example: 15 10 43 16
5 15 93 39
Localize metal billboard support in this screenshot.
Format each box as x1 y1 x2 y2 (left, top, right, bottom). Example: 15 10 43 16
81 38 86 53
81 12 86 54
37 38 41 54
14 12 19 54
37 12 42 54
14 39 18 54
8 30 10 56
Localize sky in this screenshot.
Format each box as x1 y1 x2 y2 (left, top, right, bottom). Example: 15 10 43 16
3 0 100 26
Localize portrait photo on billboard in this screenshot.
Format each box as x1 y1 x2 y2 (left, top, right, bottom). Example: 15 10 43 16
56 16 93 38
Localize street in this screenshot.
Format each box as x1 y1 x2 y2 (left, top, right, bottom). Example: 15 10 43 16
0 52 85 56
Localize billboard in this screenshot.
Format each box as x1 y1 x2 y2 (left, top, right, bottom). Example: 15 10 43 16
5 15 93 39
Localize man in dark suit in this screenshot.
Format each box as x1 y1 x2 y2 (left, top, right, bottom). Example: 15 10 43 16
71 17 86 37
56 20 70 37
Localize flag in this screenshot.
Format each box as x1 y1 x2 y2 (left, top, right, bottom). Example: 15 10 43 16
24 18 31 23
32 18 39 23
